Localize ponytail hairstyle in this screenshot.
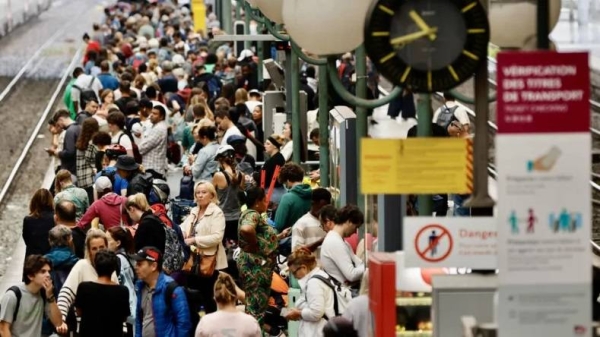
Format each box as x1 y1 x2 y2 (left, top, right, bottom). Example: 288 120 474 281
213 272 238 305
238 186 266 209
287 247 318 270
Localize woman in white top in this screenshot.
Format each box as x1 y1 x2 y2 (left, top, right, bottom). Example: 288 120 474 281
320 205 365 286
180 180 227 314
56 229 118 335
284 249 337 337
195 272 260 337
107 111 134 158
280 122 293 161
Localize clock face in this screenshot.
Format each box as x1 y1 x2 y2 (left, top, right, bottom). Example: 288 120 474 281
364 0 489 93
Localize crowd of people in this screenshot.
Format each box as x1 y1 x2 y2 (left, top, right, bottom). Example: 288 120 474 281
0 1 373 337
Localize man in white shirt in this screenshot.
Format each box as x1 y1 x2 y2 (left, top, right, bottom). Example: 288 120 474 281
432 92 470 135
320 205 365 285
292 188 332 256
214 108 242 146
71 67 103 113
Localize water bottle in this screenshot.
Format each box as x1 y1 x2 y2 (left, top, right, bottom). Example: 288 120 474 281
198 305 206 319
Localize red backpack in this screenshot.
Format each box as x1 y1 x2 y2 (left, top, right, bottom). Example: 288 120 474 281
150 203 173 228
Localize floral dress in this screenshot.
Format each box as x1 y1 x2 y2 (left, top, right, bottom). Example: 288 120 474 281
236 209 278 326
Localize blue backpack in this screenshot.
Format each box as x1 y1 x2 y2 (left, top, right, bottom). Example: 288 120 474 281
206 75 222 100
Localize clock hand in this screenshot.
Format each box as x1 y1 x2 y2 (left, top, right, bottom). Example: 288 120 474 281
390 28 438 45
409 10 436 41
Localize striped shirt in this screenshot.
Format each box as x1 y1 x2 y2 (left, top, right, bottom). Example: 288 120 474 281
291 212 326 257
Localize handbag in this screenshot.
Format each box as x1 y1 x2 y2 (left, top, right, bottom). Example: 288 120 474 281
182 211 218 277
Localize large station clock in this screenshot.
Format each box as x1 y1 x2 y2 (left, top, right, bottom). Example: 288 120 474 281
364 0 490 93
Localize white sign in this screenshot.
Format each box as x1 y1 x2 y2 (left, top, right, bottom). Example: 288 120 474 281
497 134 591 285
403 217 497 268
496 51 591 337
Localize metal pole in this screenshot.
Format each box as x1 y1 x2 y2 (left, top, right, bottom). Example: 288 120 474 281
222 0 232 34
464 0 494 212
318 65 330 187
355 45 367 210
417 94 433 216
537 0 551 49
244 7 250 50
291 51 302 164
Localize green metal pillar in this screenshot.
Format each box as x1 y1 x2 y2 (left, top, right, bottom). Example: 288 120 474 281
318 65 330 187
222 0 232 33
354 45 367 210
244 8 251 50
235 1 241 21
417 94 433 216
291 51 302 164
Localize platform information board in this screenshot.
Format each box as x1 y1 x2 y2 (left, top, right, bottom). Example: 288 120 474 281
496 51 591 337
360 138 470 194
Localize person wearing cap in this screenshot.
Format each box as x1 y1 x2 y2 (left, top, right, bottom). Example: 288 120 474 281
212 145 243 243
114 155 153 197
227 134 256 170
132 246 192 337
237 52 259 91
76 176 128 231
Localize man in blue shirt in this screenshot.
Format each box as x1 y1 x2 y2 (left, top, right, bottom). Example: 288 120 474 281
97 61 119 90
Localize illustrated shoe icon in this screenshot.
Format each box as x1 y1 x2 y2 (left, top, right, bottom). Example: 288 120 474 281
529 146 561 171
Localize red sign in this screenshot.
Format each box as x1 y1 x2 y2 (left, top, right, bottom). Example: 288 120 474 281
497 51 590 134
414 224 453 263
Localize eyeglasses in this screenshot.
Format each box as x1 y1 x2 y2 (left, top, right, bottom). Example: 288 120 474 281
290 265 304 276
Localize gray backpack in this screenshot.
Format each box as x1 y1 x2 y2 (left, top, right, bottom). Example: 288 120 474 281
435 105 459 130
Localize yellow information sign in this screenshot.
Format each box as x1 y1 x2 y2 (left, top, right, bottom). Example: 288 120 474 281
360 138 470 194
191 0 206 35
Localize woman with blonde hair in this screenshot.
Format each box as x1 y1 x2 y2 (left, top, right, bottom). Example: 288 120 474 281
23 188 55 257
125 193 165 253
181 181 227 314
54 169 90 221
284 248 338 337
195 272 261 337
56 229 118 335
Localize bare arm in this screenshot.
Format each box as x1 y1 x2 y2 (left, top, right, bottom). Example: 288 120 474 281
0 322 12 337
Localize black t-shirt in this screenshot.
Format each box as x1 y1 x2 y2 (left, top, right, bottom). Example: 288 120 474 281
70 227 86 259
261 152 286 188
75 282 130 337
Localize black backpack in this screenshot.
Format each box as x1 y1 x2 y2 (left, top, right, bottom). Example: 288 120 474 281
164 281 204 337
72 77 98 108
1 286 46 323
435 105 459 130
128 172 154 197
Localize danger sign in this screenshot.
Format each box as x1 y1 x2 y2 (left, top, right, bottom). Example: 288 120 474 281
414 224 453 263
404 217 497 268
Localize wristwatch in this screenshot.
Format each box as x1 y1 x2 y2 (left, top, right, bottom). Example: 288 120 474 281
47 295 56 303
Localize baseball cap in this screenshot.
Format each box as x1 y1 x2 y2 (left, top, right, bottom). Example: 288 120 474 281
132 246 162 263
227 134 246 144
237 49 254 62
94 176 112 192
216 144 235 157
